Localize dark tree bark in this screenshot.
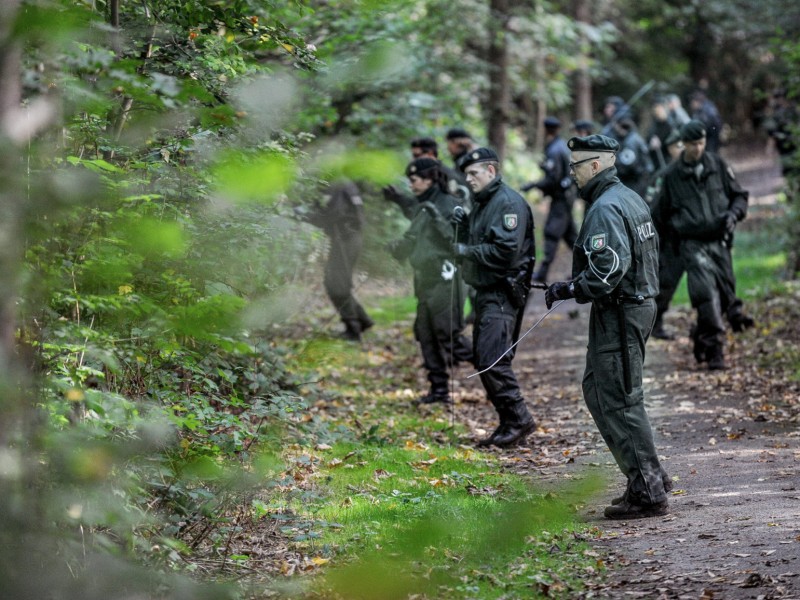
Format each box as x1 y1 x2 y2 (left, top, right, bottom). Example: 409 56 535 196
572 0 593 122
486 0 510 159
686 17 713 89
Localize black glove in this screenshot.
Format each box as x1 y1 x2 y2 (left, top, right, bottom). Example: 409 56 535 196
452 243 469 258
720 210 737 236
450 205 468 226
520 182 535 193
382 185 402 203
545 281 574 309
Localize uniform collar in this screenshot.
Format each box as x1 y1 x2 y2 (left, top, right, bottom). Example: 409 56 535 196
474 175 504 203
418 185 437 203
677 152 715 178
579 167 619 204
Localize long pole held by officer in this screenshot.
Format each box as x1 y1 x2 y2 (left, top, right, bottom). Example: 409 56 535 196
451 147 538 448
544 134 672 520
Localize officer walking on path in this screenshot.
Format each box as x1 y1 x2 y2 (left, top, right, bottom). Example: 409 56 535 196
521 117 578 284
544 134 670 519
299 179 374 342
452 148 537 448
644 129 685 340
388 158 474 404
652 120 754 370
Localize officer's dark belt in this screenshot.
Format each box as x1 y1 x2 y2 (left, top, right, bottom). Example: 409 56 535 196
596 294 650 309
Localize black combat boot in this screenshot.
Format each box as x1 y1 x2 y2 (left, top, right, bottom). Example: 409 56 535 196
476 405 507 447
729 313 755 333
356 306 374 333
418 387 451 405
476 424 503 447
612 471 674 505
491 401 535 448
340 320 362 342
690 326 708 363
604 498 669 520
707 345 727 370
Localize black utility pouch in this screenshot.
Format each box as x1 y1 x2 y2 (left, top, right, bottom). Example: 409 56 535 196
505 276 530 309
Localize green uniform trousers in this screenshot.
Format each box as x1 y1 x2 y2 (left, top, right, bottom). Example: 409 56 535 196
582 298 667 505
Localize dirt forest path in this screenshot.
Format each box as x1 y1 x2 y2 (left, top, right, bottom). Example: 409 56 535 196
448 146 800 598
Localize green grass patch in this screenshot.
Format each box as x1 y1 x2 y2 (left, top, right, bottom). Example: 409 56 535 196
281 441 605 599
369 294 417 325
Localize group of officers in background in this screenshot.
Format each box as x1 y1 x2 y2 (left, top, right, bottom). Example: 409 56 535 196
299 88 774 519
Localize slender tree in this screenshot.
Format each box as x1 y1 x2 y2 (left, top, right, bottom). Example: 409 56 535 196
486 0 510 158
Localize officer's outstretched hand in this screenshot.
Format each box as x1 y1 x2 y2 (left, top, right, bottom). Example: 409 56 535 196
382 185 402 203
720 210 737 236
450 205 468 227
545 281 574 309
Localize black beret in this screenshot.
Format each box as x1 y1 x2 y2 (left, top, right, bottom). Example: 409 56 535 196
457 147 499 172
664 129 682 147
405 157 440 177
680 119 706 142
572 119 594 133
567 134 620 153
543 116 561 129
446 127 472 140
410 137 438 151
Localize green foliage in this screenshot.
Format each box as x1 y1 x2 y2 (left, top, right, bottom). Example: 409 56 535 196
272 441 605 599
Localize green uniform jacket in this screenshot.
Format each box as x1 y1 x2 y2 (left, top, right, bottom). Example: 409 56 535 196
459 176 535 290
572 167 659 302
653 152 748 242
391 186 459 289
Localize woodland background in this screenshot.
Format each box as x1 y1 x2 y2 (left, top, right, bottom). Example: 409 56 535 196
1 1 799 598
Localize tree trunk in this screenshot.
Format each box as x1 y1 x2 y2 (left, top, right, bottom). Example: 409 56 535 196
0 0 23 377
685 17 713 89
573 0 593 122
486 0 510 160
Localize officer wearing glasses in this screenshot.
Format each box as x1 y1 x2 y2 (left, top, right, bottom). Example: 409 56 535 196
545 134 671 520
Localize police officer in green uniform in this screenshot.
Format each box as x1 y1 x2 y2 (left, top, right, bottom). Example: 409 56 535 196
389 158 474 404
452 148 537 448
301 179 374 342
652 120 753 370
545 134 670 519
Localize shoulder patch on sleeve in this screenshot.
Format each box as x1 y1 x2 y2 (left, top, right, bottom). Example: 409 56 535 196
503 214 518 230
590 233 607 250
